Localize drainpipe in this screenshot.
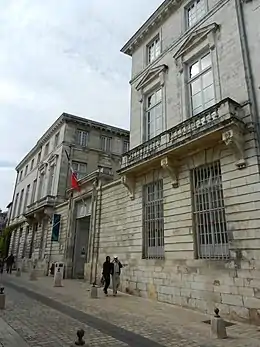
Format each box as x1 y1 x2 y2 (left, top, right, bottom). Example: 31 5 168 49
235 0 260 168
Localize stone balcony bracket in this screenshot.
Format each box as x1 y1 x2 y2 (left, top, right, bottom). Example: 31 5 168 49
161 157 179 188
121 175 135 200
222 126 246 169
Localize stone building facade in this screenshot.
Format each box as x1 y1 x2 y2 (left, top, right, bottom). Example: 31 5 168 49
90 0 260 324
7 113 129 273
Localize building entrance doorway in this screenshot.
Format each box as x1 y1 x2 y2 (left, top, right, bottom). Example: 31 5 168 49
73 215 91 279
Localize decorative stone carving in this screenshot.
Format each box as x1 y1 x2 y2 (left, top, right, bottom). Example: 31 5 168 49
161 157 179 188
121 175 135 200
48 154 58 167
175 57 183 74
222 128 246 169
38 162 47 173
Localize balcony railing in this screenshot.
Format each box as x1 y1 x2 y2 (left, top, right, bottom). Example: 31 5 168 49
25 195 56 215
119 98 244 171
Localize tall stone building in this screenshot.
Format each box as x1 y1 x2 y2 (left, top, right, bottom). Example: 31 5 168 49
0 210 7 236
84 0 260 323
7 113 129 273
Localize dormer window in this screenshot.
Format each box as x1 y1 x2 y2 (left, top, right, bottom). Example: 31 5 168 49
147 36 161 64
186 0 206 28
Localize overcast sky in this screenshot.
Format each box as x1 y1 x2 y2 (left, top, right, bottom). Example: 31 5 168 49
0 0 162 210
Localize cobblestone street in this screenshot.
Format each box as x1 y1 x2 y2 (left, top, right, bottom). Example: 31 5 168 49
0 273 260 346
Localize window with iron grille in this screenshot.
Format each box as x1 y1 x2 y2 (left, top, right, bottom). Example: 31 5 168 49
147 36 161 64
123 140 129 154
142 179 164 259
186 0 206 28
191 161 229 259
76 129 88 147
188 52 215 116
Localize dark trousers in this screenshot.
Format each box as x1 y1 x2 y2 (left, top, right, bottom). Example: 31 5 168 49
103 275 110 294
6 264 12 274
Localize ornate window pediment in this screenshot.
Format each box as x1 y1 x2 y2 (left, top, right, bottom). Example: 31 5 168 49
136 64 168 91
174 23 220 60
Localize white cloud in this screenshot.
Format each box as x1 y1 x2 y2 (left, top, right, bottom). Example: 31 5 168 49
0 0 163 209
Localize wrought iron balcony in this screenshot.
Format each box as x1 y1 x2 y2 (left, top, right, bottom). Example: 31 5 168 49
119 98 246 174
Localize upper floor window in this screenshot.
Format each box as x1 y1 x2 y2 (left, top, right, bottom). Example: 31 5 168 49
186 0 206 28
76 130 88 147
30 159 34 171
147 36 161 64
44 143 49 156
37 151 41 164
19 170 23 181
123 140 129 153
188 52 214 116
25 165 28 176
54 132 60 147
101 136 112 152
144 88 163 140
72 161 87 180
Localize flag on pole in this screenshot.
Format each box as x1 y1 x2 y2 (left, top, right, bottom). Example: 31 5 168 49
65 149 80 191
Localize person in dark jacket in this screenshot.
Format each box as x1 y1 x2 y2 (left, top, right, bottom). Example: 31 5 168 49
6 253 14 274
102 256 112 295
111 256 123 296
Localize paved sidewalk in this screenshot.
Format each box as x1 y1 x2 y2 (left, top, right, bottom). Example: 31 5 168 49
0 316 29 346
3 273 260 346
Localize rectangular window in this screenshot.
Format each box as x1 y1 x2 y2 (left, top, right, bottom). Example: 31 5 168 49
12 193 19 218
186 0 206 28
37 151 41 164
25 165 28 176
145 88 163 140
147 36 161 64
37 173 45 200
54 132 60 147
142 179 164 259
44 143 49 156
101 136 112 152
19 170 23 181
23 184 30 212
192 161 229 259
188 52 214 116
72 161 87 180
47 165 55 195
98 166 113 175
31 179 37 204
30 159 34 171
76 130 88 147
17 189 24 216
123 141 129 153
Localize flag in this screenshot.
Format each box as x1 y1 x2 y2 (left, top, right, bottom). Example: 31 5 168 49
65 150 80 191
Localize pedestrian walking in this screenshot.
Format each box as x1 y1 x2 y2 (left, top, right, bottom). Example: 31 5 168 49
111 256 122 296
6 253 14 274
102 256 112 296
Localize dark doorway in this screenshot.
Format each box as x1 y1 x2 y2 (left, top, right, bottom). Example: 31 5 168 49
73 216 91 279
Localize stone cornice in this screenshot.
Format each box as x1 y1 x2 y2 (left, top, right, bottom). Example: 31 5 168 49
121 0 178 56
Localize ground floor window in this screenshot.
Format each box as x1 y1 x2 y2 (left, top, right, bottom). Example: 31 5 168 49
142 179 164 259
192 161 229 259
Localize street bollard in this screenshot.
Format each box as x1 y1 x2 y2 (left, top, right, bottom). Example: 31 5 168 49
16 268 21 277
53 268 63 287
90 283 98 298
29 266 37 281
75 329 85 345
211 308 228 339
0 286 6 310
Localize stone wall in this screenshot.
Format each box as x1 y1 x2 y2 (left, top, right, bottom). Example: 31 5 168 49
97 141 260 324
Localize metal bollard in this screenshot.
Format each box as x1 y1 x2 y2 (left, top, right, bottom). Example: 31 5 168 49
211 308 228 339
75 329 85 345
0 286 6 310
90 283 98 298
29 266 37 281
53 268 63 287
